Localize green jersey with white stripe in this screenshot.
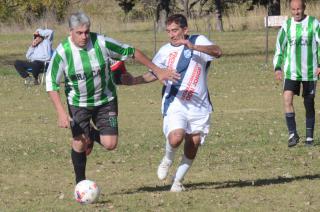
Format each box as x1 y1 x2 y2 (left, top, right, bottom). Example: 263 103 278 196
273 16 320 81
46 32 135 107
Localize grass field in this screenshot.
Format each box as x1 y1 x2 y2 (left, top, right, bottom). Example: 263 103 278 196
1 26 320 211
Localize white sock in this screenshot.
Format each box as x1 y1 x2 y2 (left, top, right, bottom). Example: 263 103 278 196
174 155 193 182
165 139 177 162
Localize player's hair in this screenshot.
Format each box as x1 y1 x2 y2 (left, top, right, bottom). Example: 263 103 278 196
68 12 91 29
166 14 188 28
289 0 306 7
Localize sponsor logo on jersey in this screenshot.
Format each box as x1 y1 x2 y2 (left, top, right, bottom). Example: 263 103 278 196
69 68 101 81
183 49 192 59
289 38 311 46
168 51 178 69
181 63 201 101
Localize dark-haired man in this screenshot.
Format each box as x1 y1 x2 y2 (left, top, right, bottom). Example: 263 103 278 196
122 14 222 192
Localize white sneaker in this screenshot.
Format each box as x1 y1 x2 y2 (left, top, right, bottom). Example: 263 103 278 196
157 157 172 180
170 180 185 192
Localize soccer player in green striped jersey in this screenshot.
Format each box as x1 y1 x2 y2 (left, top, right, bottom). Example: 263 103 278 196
46 12 180 184
273 0 320 147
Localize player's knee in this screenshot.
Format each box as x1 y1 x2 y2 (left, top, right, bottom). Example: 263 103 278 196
72 137 86 152
169 140 181 148
168 133 184 148
283 98 293 108
103 143 117 150
101 136 118 150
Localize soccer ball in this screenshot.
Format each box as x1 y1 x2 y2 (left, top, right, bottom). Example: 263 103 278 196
74 180 100 204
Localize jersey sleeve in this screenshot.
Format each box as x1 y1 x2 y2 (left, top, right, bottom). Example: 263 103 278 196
273 24 287 71
38 29 54 41
46 46 65 92
103 36 135 61
195 35 214 62
152 48 167 69
146 46 167 80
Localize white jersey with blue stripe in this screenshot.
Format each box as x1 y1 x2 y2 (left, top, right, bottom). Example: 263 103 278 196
152 35 214 116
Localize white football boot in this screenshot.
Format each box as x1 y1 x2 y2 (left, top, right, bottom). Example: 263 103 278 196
157 157 172 180
170 180 186 192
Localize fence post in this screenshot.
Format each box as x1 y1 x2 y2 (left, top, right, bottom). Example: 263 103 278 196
153 17 157 55
265 15 269 65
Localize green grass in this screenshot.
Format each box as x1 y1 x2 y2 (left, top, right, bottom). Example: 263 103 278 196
1 27 320 211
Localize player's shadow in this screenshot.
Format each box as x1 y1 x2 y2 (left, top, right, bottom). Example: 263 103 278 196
193 173 320 190
111 174 320 195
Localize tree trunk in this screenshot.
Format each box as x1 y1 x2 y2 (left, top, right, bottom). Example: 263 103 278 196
214 0 223 32
198 0 209 17
268 0 281 16
180 0 189 18
156 0 170 31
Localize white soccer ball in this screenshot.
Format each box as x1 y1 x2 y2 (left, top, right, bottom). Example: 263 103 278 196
74 180 100 204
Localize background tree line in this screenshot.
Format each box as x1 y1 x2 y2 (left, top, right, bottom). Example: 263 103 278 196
0 0 318 30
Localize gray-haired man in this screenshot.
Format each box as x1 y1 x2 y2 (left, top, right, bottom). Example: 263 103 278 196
46 12 180 183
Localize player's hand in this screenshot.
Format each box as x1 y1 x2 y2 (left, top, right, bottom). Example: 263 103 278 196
32 36 43 47
121 72 134 85
275 70 282 81
316 67 320 77
57 112 70 128
175 39 194 49
157 68 180 83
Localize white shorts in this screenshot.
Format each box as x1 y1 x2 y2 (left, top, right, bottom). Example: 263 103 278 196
163 111 211 144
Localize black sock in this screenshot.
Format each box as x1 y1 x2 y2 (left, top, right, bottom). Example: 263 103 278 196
304 97 315 139
285 112 296 135
71 149 87 184
306 127 314 139
306 117 315 139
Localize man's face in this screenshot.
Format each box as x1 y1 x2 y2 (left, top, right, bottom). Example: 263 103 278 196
290 0 305 22
166 22 188 46
70 24 90 48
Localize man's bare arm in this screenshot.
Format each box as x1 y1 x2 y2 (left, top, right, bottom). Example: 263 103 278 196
133 49 180 82
48 91 70 128
121 72 157 85
176 39 222 58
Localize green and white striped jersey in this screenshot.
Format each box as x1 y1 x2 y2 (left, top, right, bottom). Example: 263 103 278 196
46 32 135 107
273 16 320 81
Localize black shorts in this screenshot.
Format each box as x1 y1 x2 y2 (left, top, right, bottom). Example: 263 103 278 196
68 100 118 138
283 79 317 97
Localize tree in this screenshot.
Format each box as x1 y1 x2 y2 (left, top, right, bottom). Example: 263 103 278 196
180 0 190 18
268 0 280 16
0 0 70 24
214 0 223 31
198 0 209 16
179 0 203 18
156 0 171 31
116 0 136 22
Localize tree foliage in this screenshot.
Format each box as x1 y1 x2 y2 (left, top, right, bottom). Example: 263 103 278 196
1 0 319 25
116 0 136 18
0 0 70 24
